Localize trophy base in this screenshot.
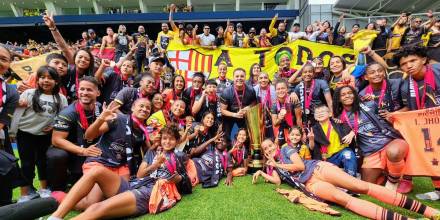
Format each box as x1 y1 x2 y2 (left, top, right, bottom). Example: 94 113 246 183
247 159 263 174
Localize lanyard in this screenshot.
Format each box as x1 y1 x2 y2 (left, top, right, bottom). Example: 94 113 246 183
320 122 333 160
233 86 246 109
341 110 358 135
365 80 387 107
304 80 315 110
165 152 177 174
131 114 150 143
260 86 271 107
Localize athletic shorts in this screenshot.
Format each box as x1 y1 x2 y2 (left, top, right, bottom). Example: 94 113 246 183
82 162 130 176
362 147 387 169
117 178 153 215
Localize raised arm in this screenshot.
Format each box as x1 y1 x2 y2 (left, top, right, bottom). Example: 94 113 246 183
43 12 74 64
169 9 179 33
269 13 278 37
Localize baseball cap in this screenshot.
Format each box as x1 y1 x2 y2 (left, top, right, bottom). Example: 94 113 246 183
149 56 165 65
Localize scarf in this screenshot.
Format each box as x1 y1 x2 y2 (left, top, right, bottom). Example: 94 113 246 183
75 101 97 130
131 114 150 144
409 65 437 110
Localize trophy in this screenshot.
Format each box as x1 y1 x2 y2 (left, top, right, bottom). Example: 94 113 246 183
245 104 264 173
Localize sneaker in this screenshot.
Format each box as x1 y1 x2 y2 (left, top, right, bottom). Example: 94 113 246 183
37 189 52 198
397 179 413 194
17 191 39 203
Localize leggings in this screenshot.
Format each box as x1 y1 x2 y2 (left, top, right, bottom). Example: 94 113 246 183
16 130 51 186
305 162 438 220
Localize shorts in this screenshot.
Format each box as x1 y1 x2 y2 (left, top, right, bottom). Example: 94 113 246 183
117 177 153 215
362 147 387 169
82 162 130 177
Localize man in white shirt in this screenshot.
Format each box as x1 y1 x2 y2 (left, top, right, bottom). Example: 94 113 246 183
288 23 307 42
197 24 216 49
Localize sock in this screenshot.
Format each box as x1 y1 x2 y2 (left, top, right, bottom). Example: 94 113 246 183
368 183 437 218
345 197 408 220
387 159 405 179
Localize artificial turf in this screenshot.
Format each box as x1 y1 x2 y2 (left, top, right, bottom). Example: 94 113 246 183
11 151 440 220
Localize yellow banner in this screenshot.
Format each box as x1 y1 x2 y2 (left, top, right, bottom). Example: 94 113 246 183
391 107 440 176
10 51 61 81
166 40 356 80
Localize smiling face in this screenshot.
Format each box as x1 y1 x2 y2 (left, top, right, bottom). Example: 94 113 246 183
288 128 302 145
152 93 164 110
78 80 99 105
365 63 385 84
140 76 155 95
233 69 246 87
171 100 185 117
329 57 344 74
258 73 270 88
161 132 177 151
302 65 314 82
314 106 330 122
252 64 261 77
202 113 215 128
275 82 288 99
218 64 227 78
280 56 291 69
131 98 151 120
236 129 247 144
339 87 355 107
174 76 185 91
215 139 228 151
161 23 169 32
1 48 11 66
38 71 56 93
75 50 91 71
261 139 278 158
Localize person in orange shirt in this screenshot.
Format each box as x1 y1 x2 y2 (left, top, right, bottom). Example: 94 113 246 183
224 19 234 47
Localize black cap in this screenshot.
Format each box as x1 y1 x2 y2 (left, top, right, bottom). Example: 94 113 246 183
149 56 165 65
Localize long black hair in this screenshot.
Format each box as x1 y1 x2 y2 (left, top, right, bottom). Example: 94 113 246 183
73 49 95 76
332 85 360 118
32 66 62 113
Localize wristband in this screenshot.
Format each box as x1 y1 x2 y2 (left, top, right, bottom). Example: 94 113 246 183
49 26 57 31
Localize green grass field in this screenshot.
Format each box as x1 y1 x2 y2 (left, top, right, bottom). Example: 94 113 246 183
11 149 440 219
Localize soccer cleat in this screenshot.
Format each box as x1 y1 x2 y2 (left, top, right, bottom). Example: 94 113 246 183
397 179 413 194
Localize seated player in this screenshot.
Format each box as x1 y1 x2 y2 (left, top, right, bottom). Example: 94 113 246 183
252 139 440 220
309 105 357 177
48 125 190 220
229 128 249 177
281 126 311 160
